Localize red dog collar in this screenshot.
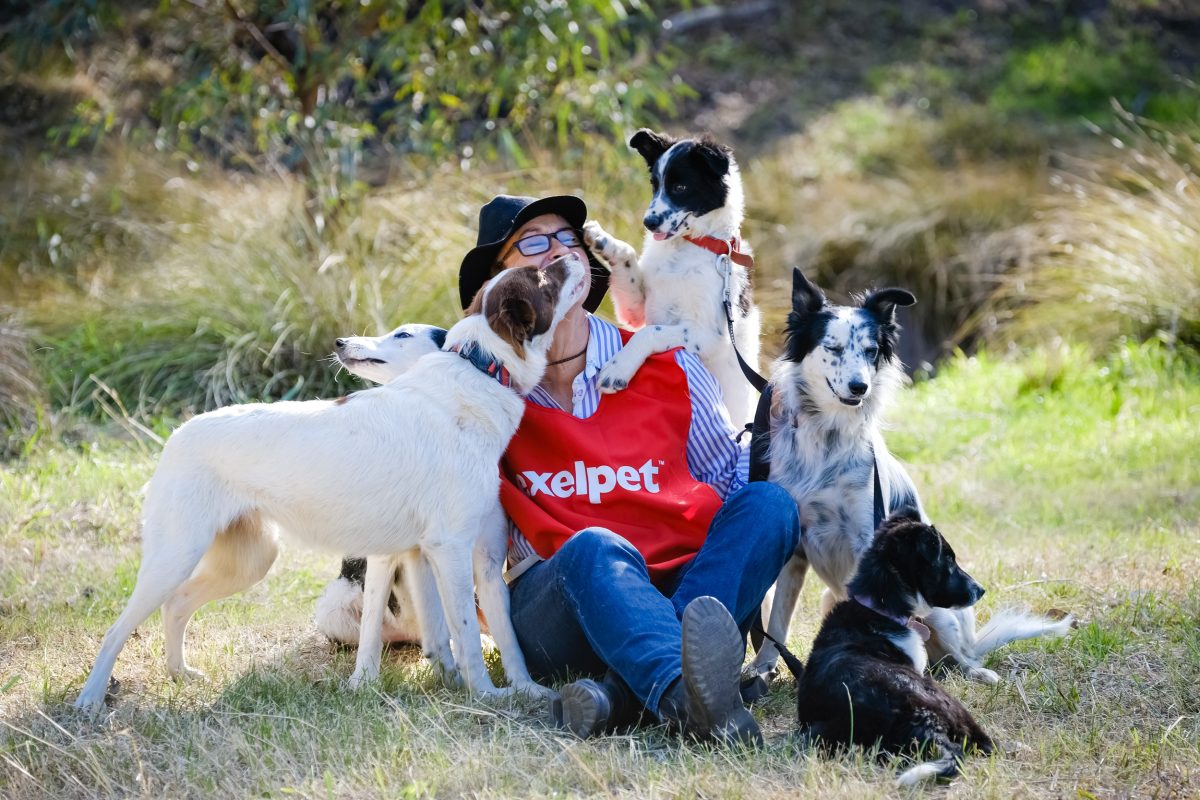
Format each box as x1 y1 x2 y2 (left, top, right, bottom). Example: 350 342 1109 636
683 234 755 269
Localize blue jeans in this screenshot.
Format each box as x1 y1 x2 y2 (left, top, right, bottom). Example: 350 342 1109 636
509 481 800 716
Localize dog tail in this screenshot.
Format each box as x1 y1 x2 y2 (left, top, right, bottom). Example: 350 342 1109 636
895 737 964 787
973 607 1074 656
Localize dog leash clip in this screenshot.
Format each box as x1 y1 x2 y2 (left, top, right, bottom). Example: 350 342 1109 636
718 252 732 310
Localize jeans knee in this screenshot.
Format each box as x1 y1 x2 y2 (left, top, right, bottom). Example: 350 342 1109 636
555 527 645 584
734 482 801 555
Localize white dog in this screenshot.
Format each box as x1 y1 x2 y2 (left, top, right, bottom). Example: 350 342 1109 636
582 129 762 427
74 258 587 710
313 324 447 650
752 269 1072 685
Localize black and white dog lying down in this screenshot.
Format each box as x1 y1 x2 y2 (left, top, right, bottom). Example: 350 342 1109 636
754 268 1073 685
781 509 995 787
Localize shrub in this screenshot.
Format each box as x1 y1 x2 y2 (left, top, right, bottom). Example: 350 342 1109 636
990 30 1179 121
741 100 1042 366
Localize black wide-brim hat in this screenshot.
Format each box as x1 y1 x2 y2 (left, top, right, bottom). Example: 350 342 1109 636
458 194 610 312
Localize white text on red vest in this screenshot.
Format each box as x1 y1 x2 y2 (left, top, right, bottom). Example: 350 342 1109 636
521 460 662 504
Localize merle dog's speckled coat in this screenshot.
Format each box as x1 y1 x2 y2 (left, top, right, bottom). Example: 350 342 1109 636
752 268 922 674
791 510 994 786
754 269 1073 684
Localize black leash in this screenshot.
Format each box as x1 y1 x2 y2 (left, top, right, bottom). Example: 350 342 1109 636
749 616 806 684
748 383 773 482
719 253 769 393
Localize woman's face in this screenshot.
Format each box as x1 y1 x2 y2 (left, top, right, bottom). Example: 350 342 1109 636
497 214 588 271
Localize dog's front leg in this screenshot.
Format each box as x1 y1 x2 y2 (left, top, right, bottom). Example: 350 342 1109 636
348 554 395 689
582 221 647 329
402 550 457 685
598 324 717 393
472 507 557 701
424 538 508 697
751 553 809 678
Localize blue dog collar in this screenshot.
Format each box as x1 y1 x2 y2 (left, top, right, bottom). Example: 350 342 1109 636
449 341 511 388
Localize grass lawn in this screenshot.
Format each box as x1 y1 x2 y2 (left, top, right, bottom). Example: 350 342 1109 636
1 341 1197 798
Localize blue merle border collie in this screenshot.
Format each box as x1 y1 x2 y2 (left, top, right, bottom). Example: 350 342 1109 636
752 268 1073 684
783 509 995 786
582 128 762 427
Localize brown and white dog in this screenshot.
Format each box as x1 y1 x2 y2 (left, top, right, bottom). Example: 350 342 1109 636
74 257 587 711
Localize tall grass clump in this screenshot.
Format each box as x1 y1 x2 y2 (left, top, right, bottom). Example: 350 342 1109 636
18 147 650 422
27 170 485 420
972 107 1200 354
0 144 205 300
0 309 43 456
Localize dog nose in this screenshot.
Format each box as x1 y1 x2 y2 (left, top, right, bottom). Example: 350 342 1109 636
335 338 346 349
848 380 868 396
971 582 986 603
643 213 663 231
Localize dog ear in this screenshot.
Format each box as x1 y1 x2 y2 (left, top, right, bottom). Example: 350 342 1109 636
490 295 537 358
695 137 731 175
466 281 488 316
888 505 923 524
629 129 675 168
791 268 827 314
862 288 916 323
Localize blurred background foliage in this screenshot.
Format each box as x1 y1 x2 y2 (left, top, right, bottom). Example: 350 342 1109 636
1 0 1199 451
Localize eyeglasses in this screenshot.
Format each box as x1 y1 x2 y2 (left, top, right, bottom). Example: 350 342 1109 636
506 227 583 259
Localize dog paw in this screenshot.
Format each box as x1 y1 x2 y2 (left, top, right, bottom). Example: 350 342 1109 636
964 666 1000 685
597 355 639 394
347 666 379 690
427 656 464 689
472 684 516 700
582 220 608 250
73 687 107 712
512 680 560 702
583 220 637 270
177 666 207 684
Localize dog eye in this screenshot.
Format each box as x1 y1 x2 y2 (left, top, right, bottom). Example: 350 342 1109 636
672 183 687 194
393 331 412 339
864 347 879 359
827 344 844 355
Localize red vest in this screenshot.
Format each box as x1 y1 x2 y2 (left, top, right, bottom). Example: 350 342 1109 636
499 345 724 584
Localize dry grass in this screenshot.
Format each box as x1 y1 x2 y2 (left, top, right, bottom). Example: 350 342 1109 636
969 110 1200 353
738 99 1045 366
2 145 657 423
1 342 1197 799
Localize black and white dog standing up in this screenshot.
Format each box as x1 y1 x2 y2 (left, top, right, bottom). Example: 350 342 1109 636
582 129 762 427
789 509 995 786
752 268 1072 685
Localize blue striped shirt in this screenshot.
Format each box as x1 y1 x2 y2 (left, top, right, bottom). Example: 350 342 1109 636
508 314 749 567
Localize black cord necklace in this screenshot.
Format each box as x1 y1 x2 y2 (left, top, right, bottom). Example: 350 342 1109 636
547 344 588 366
